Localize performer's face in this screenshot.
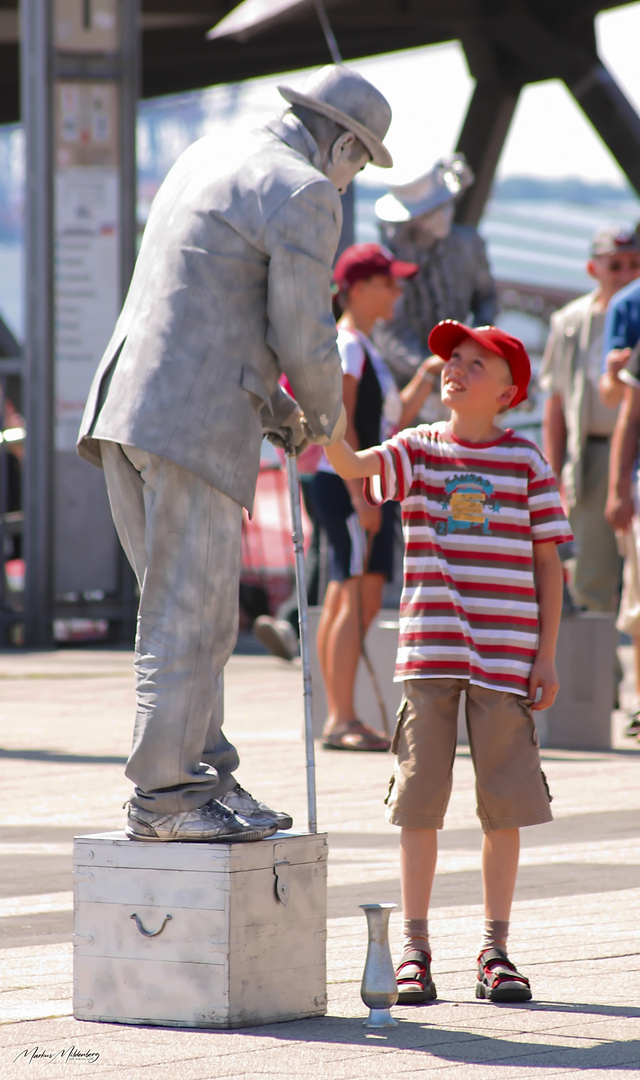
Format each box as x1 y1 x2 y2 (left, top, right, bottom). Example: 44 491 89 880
324 134 371 194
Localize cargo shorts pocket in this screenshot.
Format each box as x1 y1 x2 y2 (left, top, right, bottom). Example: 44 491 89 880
383 773 395 807
516 697 552 803
540 769 553 803
517 695 540 747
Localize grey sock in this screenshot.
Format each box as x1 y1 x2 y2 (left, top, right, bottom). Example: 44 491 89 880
403 917 431 957
482 918 509 953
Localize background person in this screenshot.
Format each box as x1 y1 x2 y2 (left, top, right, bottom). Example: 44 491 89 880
0 387 24 560
372 155 498 406
540 225 640 622
77 65 393 842
315 243 444 752
602 265 640 736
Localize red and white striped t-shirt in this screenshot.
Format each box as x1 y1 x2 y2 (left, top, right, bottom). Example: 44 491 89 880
364 422 572 696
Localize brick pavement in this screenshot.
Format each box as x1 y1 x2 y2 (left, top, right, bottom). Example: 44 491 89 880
1 646 640 1078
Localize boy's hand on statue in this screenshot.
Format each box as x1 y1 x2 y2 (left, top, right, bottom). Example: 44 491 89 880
528 657 559 711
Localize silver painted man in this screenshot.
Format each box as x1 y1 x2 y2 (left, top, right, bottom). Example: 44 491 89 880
77 65 393 842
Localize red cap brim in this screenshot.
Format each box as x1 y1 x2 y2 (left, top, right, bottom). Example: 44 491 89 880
390 258 418 279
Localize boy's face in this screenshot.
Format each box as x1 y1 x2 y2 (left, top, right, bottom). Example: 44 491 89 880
441 337 517 416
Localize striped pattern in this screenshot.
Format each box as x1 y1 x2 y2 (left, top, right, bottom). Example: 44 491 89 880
364 422 572 695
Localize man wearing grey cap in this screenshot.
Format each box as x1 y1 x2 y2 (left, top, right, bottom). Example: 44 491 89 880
600 228 640 734
540 225 640 639
77 64 393 842
372 155 498 410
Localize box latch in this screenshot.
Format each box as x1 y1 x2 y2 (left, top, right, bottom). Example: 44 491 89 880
274 843 290 906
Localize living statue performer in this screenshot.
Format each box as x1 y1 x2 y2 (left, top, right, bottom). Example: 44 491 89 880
77 65 393 843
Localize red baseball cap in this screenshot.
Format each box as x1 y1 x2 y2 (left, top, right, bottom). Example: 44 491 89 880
333 243 418 292
427 320 531 408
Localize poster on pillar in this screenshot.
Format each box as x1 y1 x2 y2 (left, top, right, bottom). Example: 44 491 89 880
54 0 119 52
53 79 121 452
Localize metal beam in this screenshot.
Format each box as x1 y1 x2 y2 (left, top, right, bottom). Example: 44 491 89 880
114 0 141 643
569 61 640 197
119 1 141 365
20 0 54 646
455 78 522 226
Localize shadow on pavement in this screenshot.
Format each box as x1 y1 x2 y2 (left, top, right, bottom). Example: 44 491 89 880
330 809 640 852
130 1007 640 1069
328 861 640 917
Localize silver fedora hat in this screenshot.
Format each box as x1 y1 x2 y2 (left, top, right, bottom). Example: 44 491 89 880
278 64 393 168
375 154 474 222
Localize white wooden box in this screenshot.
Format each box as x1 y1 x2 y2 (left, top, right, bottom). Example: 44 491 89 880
73 831 328 1028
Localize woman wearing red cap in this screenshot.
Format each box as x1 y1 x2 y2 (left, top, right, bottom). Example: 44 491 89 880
315 243 444 750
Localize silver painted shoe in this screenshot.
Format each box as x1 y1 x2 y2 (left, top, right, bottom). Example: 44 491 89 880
219 782 293 831
125 798 277 842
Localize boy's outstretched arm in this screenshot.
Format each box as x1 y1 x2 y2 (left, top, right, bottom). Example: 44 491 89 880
324 440 382 480
529 541 563 710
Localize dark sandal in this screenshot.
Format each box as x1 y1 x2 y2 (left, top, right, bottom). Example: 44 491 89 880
395 949 437 1004
476 947 532 1002
322 719 390 752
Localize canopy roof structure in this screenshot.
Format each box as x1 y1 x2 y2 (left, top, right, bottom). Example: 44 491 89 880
2 0 640 224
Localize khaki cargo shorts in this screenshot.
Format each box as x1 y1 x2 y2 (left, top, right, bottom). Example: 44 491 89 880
385 678 553 833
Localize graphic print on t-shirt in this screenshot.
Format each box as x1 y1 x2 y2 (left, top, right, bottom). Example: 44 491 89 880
437 473 500 536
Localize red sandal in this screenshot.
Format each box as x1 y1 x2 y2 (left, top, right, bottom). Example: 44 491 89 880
476 947 532 1002
395 949 437 1004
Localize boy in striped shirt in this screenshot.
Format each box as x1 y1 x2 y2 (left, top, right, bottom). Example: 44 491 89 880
325 319 571 1005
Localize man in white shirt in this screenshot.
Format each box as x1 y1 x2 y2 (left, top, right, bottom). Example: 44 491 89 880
541 226 640 615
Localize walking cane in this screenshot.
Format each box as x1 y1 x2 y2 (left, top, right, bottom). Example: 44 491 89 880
284 440 317 834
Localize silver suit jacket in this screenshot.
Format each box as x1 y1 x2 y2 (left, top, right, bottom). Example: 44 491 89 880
77 115 344 512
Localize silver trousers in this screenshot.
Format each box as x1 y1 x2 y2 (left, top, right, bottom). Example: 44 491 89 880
101 441 242 814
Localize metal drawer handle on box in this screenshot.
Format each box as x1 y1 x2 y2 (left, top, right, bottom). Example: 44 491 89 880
274 858 290 906
130 912 173 937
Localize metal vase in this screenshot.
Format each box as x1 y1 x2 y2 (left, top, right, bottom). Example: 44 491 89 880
359 903 398 1028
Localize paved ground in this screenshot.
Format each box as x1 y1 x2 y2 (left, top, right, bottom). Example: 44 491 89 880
1 643 640 1078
